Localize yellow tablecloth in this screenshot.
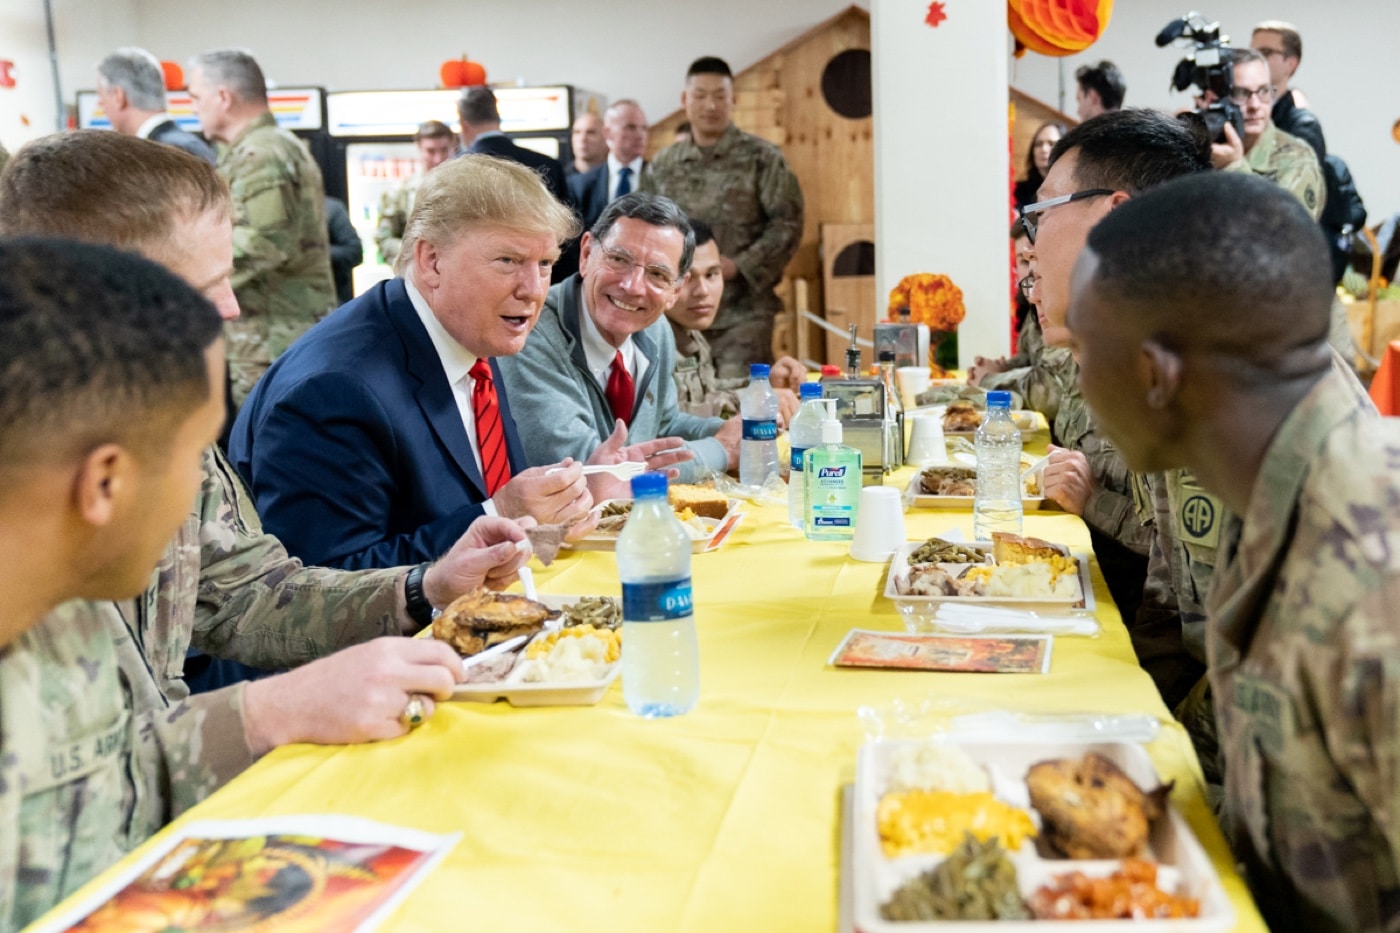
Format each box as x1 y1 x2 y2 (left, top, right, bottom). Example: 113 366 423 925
39 473 1266 931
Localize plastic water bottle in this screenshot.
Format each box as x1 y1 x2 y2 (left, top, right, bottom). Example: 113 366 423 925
617 472 699 718
973 390 1024 540
739 363 780 487
787 383 827 528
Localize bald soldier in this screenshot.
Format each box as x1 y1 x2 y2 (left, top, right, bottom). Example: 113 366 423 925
1068 172 1400 932
187 48 336 402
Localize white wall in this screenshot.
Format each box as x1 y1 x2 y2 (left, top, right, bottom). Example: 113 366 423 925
873 0 1009 364
46 0 868 137
1007 1 1400 220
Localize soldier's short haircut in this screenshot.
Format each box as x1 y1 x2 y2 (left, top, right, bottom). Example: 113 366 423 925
1085 172 1332 359
1074 60 1126 111
1253 20 1302 60
188 49 267 105
414 119 454 142
1048 109 1211 196
96 47 167 112
395 153 580 276
590 192 696 277
0 130 231 266
687 56 733 81
0 237 223 472
457 86 500 126
688 217 715 249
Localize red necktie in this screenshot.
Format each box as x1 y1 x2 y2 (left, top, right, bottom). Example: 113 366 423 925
469 359 511 496
605 350 635 426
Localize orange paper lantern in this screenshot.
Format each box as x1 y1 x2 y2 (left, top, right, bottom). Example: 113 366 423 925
439 56 488 89
160 60 184 91
1008 0 1113 58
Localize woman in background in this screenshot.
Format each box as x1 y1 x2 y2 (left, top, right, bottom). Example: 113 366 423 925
1013 121 1065 209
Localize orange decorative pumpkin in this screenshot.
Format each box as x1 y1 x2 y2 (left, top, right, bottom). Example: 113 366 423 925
160 60 184 91
439 56 487 89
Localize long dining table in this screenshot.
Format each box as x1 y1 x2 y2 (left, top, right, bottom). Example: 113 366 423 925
37 450 1268 931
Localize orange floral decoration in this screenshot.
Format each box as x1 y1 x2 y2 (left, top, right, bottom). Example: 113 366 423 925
1007 0 1114 59
888 273 966 333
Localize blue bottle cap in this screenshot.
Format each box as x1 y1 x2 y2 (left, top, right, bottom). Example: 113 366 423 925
799 381 823 400
986 390 1012 409
630 471 668 498
749 363 771 379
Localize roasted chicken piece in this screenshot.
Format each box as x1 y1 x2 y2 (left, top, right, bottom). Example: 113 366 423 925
433 588 558 657
1026 753 1172 859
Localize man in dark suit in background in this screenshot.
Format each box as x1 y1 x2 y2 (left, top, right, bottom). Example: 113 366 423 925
96 47 217 164
570 99 649 233
457 86 578 281
229 155 686 570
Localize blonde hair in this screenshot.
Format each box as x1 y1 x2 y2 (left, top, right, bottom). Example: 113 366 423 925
1253 21 1302 61
394 154 580 276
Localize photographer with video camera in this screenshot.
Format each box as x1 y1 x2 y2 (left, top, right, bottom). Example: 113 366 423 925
1158 15 1324 220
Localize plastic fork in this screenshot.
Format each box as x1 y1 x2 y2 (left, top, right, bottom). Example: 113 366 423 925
546 462 646 480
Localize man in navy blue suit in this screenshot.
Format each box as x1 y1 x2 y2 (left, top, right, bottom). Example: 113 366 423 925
229 154 689 569
96 47 217 164
569 100 649 233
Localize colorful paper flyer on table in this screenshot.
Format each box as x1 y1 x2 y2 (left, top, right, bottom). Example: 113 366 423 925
31 815 459 933
828 629 1052 674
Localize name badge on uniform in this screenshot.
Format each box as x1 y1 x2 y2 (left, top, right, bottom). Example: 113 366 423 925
1177 479 1222 550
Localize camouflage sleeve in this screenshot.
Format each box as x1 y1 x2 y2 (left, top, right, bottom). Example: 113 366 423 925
731 149 804 296
228 150 299 291
375 185 406 264
980 360 1063 422
1080 459 1153 556
1225 147 1326 220
130 686 257 825
192 448 409 669
1134 472 1179 629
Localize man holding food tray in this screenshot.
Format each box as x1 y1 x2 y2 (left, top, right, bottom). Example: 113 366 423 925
1069 172 1399 932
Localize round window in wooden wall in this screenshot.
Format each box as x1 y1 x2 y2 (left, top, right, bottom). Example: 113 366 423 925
820 48 872 120
833 240 876 277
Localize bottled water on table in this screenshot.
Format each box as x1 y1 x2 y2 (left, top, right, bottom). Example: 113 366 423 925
739 363 780 487
618 472 699 718
973 390 1024 540
787 383 827 528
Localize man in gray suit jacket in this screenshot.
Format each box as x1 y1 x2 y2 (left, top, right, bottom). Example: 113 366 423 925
97 47 217 164
499 193 739 484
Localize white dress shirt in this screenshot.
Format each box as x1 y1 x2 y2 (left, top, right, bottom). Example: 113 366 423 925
405 276 499 509
134 112 172 139
607 154 645 202
579 292 649 402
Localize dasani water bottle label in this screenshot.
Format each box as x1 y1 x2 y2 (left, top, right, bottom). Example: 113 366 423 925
622 579 694 622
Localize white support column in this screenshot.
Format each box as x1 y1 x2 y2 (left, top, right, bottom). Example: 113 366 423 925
872 0 1011 366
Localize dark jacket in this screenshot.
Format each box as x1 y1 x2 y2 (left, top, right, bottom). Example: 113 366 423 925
148 119 217 164
228 277 527 568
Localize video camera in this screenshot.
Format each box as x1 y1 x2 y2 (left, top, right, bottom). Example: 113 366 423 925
1156 12 1245 144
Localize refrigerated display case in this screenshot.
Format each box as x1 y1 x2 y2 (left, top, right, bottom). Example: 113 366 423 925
327 85 604 295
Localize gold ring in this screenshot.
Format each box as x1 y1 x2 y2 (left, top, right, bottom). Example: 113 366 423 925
400 695 427 730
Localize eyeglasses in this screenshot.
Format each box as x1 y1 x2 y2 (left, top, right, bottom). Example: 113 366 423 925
1017 273 1038 302
1254 46 1288 60
1017 189 1116 245
1228 84 1274 104
597 245 681 291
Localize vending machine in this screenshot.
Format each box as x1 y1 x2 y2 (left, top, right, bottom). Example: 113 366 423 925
326 85 604 294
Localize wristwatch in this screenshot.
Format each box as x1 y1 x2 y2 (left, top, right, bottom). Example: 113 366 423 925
404 562 436 630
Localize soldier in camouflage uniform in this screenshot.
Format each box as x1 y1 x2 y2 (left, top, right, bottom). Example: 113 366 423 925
977 236 1069 422
1072 172 1400 931
0 238 227 929
0 133 533 926
1209 51 1325 220
375 119 456 265
666 219 805 420
187 49 336 404
640 56 803 381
